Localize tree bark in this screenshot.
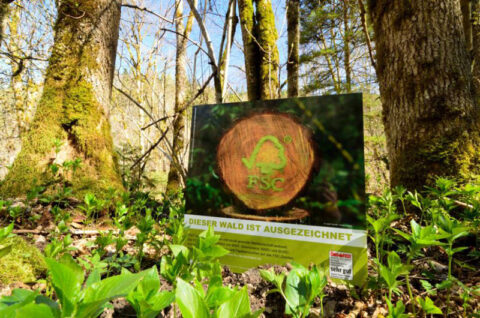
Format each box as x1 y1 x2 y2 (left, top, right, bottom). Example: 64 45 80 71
238 0 279 100
166 0 195 195
256 0 279 100
343 0 352 93
238 0 260 101
471 0 480 96
219 0 237 99
368 0 480 191
286 0 299 97
1 0 124 198
0 0 14 45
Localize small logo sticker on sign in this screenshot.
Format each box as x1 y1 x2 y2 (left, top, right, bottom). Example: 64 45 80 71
329 251 353 280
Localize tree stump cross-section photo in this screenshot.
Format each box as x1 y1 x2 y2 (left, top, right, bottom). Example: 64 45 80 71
217 113 316 216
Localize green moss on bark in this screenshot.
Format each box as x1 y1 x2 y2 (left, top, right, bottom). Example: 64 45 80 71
0 236 46 284
393 130 480 190
256 0 279 100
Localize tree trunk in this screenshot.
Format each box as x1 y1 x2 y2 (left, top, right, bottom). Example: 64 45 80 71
343 0 352 93
471 0 480 96
8 6 27 136
219 0 238 99
0 0 13 45
166 0 195 195
238 0 279 100
286 0 299 97
256 0 279 100
368 0 480 191
1 0 124 198
238 0 261 101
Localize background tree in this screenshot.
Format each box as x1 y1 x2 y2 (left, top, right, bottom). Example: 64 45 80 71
300 0 375 94
166 0 195 195
0 0 14 44
368 0 480 190
1 0 124 198
287 0 300 97
238 0 279 100
112 1 173 195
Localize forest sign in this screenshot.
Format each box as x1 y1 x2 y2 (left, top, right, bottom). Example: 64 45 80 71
185 95 367 285
217 113 315 211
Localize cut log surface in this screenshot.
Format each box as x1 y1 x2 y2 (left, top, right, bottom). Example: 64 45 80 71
217 113 315 211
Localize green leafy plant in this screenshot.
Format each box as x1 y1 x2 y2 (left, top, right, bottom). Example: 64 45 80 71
45 254 149 317
0 288 60 318
260 263 327 318
385 299 409 318
435 214 470 314
378 251 412 302
126 266 174 318
394 220 444 313
415 296 442 315
0 223 14 258
160 226 229 284
134 209 158 270
79 193 105 222
175 277 262 318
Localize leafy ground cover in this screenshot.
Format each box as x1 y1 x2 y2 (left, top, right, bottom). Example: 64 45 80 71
0 177 478 317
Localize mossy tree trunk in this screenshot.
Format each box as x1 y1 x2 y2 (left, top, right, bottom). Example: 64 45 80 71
286 0 299 97
0 0 14 44
1 0 124 198
166 0 195 195
238 0 279 100
368 0 480 191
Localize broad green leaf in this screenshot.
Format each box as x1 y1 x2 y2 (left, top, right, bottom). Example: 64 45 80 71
216 287 252 318
436 279 453 290
0 223 14 242
77 270 147 318
284 268 308 315
259 269 275 283
170 244 189 258
148 291 174 312
205 286 235 309
393 229 411 242
416 296 442 314
410 220 421 237
45 256 84 316
0 245 12 258
420 280 437 296
84 269 101 288
175 278 209 318
14 303 56 318
0 289 59 318
83 270 146 302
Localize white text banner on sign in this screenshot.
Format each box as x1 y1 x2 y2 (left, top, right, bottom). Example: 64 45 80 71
185 214 366 248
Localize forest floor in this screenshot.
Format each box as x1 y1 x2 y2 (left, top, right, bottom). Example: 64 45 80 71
0 199 478 318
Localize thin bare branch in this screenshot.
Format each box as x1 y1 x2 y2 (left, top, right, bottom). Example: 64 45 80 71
122 3 174 24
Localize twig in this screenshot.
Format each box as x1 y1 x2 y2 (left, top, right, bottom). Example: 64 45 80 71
122 3 173 24
454 199 474 209
160 28 210 57
113 85 156 124
130 127 170 169
185 0 222 103
141 115 172 131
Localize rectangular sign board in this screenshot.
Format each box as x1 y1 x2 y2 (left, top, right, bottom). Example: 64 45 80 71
185 94 367 285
